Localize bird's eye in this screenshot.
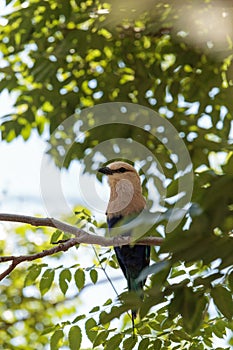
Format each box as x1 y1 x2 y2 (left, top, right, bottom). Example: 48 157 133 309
118 167 127 173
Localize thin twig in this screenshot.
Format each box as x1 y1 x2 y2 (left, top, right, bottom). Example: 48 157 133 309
0 238 79 281
92 246 119 297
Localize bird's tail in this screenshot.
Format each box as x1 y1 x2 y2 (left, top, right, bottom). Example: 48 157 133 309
128 276 144 324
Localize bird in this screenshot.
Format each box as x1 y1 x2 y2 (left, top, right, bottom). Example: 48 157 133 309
98 161 150 323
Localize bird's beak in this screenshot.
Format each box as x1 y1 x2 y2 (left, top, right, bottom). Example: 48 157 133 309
98 166 113 175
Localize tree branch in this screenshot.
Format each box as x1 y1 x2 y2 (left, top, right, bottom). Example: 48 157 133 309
0 213 164 247
0 212 163 281
0 238 79 281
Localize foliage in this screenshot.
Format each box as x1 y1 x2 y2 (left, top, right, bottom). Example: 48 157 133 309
0 0 233 349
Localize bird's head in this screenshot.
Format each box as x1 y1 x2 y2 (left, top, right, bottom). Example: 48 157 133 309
98 161 140 185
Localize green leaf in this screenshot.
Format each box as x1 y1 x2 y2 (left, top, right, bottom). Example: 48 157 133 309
59 269 72 295
74 268 85 291
39 268 55 296
90 269 98 284
72 314 86 323
138 338 150 350
123 336 137 350
85 318 98 342
139 291 164 320
103 298 112 306
183 289 207 334
153 339 162 350
100 303 135 325
50 329 64 350
149 321 161 331
138 325 151 335
173 329 191 341
108 259 118 269
228 271 233 291
222 153 233 174
136 261 170 283
93 330 109 347
104 333 122 350
90 306 100 313
211 285 233 320
169 287 207 333
21 123 31 141
68 325 82 350
50 230 63 244
194 272 223 288
24 264 44 286
41 325 57 336
212 320 226 338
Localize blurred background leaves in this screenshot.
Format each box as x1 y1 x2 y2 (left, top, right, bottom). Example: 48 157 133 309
0 0 233 348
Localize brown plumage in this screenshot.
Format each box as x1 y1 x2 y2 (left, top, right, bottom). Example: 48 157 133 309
103 161 146 218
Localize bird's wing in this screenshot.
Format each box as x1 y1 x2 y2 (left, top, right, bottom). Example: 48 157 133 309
107 215 123 230
107 215 128 278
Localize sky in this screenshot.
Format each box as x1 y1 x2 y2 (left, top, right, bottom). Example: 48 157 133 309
0 89 109 218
